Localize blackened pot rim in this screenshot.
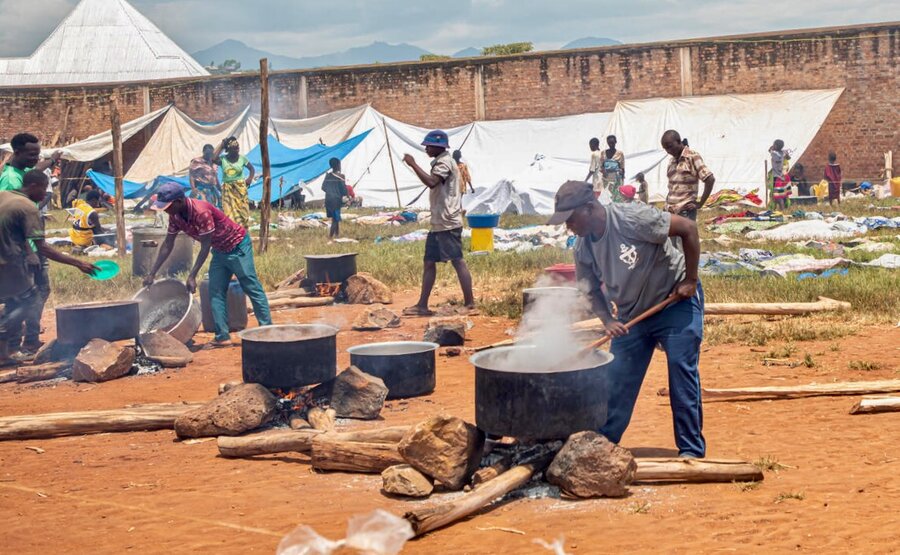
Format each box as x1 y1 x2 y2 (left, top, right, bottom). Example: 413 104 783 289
56 300 139 311
470 345 613 374
347 341 439 357
237 324 338 343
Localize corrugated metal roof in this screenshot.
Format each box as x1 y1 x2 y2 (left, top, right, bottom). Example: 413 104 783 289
0 0 209 87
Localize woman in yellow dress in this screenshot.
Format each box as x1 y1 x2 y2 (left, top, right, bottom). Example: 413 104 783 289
214 136 255 229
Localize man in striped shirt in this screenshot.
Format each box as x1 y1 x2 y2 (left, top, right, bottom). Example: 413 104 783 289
661 130 715 221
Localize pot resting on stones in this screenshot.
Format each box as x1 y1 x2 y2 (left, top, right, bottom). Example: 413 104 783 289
470 345 613 441
305 253 358 285
55 300 140 348
346 341 439 399
238 324 338 389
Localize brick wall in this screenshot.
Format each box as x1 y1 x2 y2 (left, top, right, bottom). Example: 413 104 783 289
0 22 897 180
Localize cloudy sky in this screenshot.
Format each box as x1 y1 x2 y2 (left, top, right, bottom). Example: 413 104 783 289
0 0 891 58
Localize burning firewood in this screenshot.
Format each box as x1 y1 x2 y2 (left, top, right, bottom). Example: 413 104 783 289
315 282 342 298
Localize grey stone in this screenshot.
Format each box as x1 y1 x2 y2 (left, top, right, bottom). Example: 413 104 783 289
72 339 135 383
382 464 434 498
175 383 277 438
423 317 467 346
330 366 388 420
351 305 401 331
546 431 636 498
398 415 484 490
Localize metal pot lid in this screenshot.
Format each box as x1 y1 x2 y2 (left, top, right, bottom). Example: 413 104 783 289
347 341 439 356
238 324 339 342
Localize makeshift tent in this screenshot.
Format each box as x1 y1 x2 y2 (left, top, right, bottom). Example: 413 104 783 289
87 170 153 199
604 89 844 204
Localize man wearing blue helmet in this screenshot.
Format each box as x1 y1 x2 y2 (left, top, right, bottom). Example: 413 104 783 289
401 130 475 316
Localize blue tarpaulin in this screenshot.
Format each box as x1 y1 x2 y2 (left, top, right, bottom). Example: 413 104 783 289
88 130 370 203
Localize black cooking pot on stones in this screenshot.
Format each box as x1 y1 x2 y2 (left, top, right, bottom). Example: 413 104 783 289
305 253 357 284
471 345 613 440
347 341 439 399
238 324 338 389
55 300 141 348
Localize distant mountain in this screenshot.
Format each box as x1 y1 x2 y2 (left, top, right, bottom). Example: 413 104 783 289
561 37 621 50
193 40 432 71
452 47 482 58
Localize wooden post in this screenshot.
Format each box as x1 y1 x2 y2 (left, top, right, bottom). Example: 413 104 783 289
382 118 403 209
257 58 273 254
109 96 127 257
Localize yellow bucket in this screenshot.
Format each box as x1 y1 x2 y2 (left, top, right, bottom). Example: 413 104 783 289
891 177 900 197
471 227 494 252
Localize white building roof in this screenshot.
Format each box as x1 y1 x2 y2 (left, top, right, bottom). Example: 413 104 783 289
0 0 209 87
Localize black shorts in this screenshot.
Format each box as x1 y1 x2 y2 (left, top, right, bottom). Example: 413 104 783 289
424 228 463 263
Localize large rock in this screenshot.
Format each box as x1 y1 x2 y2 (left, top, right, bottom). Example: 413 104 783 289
351 305 401 331
330 366 388 420
345 272 393 304
423 317 467 346
175 383 277 438
139 331 193 368
546 431 636 498
72 339 135 383
398 415 484 490
382 464 434 498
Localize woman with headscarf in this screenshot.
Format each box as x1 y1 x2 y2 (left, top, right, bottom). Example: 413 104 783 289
214 136 255 229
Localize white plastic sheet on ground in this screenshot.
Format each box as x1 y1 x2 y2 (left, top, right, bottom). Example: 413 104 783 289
276 510 413 555
745 219 867 241
604 89 844 204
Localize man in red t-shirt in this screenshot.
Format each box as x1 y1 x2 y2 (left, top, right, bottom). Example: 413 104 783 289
143 183 271 347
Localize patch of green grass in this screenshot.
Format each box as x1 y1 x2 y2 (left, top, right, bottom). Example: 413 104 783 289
848 360 883 372
766 343 798 359
774 491 805 504
829 343 842 352
802 353 816 368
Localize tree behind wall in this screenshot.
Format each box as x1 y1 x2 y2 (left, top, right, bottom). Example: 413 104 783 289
482 42 533 56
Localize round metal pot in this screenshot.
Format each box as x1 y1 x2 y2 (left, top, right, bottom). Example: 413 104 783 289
238 324 338 389
55 300 140 347
132 227 194 277
471 345 613 440
305 253 357 284
347 341 439 399
199 278 248 333
133 279 202 344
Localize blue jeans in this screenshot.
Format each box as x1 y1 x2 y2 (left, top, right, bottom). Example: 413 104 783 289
599 283 706 457
208 235 271 341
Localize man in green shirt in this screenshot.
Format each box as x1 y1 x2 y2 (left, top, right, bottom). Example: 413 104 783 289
0 133 60 192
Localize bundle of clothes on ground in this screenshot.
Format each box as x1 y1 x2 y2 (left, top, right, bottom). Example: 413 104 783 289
707 208 900 242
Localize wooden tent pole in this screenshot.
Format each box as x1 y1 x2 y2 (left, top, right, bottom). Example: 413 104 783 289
257 58 272 254
382 118 403 209
109 96 127 257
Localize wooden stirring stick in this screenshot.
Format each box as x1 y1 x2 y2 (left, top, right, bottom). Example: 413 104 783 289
571 295 681 361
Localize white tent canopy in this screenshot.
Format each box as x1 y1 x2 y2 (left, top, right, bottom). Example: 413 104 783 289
604 89 845 203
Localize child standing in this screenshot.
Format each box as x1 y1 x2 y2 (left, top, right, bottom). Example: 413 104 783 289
824 151 843 208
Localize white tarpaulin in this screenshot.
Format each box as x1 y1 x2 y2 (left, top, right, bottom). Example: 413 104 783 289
272 105 367 149
0 104 171 162
604 89 844 203
124 106 251 182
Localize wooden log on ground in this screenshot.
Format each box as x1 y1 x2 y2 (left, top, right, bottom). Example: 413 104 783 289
404 456 552 536
266 288 312 301
16 362 71 383
215 425 409 458
261 296 334 313
217 428 321 457
850 397 900 415
572 296 852 331
0 369 19 384
0 403 203 441
274 269 306 291
307 407 336 431
289 415 311 429
659 380 900 402
472 455 513 487
634 458 763 483
310 436 404 473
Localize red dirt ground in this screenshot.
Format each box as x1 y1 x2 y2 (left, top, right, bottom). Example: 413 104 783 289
1 290 898 554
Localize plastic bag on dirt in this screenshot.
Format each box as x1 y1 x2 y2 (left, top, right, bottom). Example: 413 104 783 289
276 510 413 555
535 537 569 555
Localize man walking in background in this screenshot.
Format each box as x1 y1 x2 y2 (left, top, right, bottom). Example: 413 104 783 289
660 130 715 221
401 130 476 316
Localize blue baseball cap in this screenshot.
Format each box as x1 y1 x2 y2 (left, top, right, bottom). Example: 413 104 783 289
421 130 449 148
151 182 185 210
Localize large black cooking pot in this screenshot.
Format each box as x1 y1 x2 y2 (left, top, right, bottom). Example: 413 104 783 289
56 300 141 347
238 324 338 389
347 341 439 399
471 345 613 440
305 253 357 284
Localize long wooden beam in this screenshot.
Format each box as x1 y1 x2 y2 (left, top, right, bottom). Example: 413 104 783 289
659 380 900 402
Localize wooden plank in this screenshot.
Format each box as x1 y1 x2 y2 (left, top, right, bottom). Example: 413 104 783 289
849 397 900 414
634 458 763 483
257 58 272 254
109 96 127 257
659 380 900 402
310 437 404 473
